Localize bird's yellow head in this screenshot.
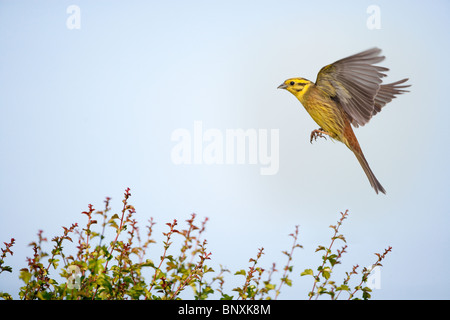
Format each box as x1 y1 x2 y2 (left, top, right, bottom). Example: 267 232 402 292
277 78 312 99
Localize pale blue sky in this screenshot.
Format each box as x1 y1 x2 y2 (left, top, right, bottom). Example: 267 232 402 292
1 0 449 299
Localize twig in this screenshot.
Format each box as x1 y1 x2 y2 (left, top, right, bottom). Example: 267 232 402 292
275 225 301 300
310 210 348 300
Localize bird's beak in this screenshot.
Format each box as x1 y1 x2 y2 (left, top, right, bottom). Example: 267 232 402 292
277 83 288 89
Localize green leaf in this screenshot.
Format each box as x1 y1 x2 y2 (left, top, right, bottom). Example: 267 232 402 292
362 287 372 300
333 234 346 243
88 258 106 274
48 258 59 269
110 214 120 220
108 220 119 230
317 286 326 295
265 283 276 290
322 267 331 280
19 269 32 284
90 231 100 238
327 254 338 267
315 245 327 252
336 284 350 292
1 266 12 273
234 269 246 276
142 259 154 267
283 277 292 287
301 269 314 277
0 292 12 300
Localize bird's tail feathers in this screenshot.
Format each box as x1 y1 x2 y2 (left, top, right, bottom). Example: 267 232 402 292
353 150 386 195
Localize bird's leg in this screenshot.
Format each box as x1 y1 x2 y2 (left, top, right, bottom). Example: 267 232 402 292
310 128 329 144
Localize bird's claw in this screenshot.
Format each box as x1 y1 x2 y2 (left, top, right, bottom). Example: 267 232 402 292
310 129 328 144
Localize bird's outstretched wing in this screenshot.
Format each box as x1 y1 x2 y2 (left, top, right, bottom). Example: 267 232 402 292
315 47 409 127
372 78 410 117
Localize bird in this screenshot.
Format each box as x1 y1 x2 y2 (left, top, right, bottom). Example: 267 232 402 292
277 47 410 194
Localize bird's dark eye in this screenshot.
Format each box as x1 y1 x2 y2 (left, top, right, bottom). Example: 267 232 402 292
290 81 295 85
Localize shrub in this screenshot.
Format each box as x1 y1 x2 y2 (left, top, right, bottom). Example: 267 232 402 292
0 188 391 300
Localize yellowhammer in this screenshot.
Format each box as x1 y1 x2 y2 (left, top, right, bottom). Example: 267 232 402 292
278 48 410 194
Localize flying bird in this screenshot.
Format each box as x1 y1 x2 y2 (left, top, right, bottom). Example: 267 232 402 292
278 48 410 194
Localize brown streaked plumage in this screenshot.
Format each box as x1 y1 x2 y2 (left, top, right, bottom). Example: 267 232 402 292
278 48 410 194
